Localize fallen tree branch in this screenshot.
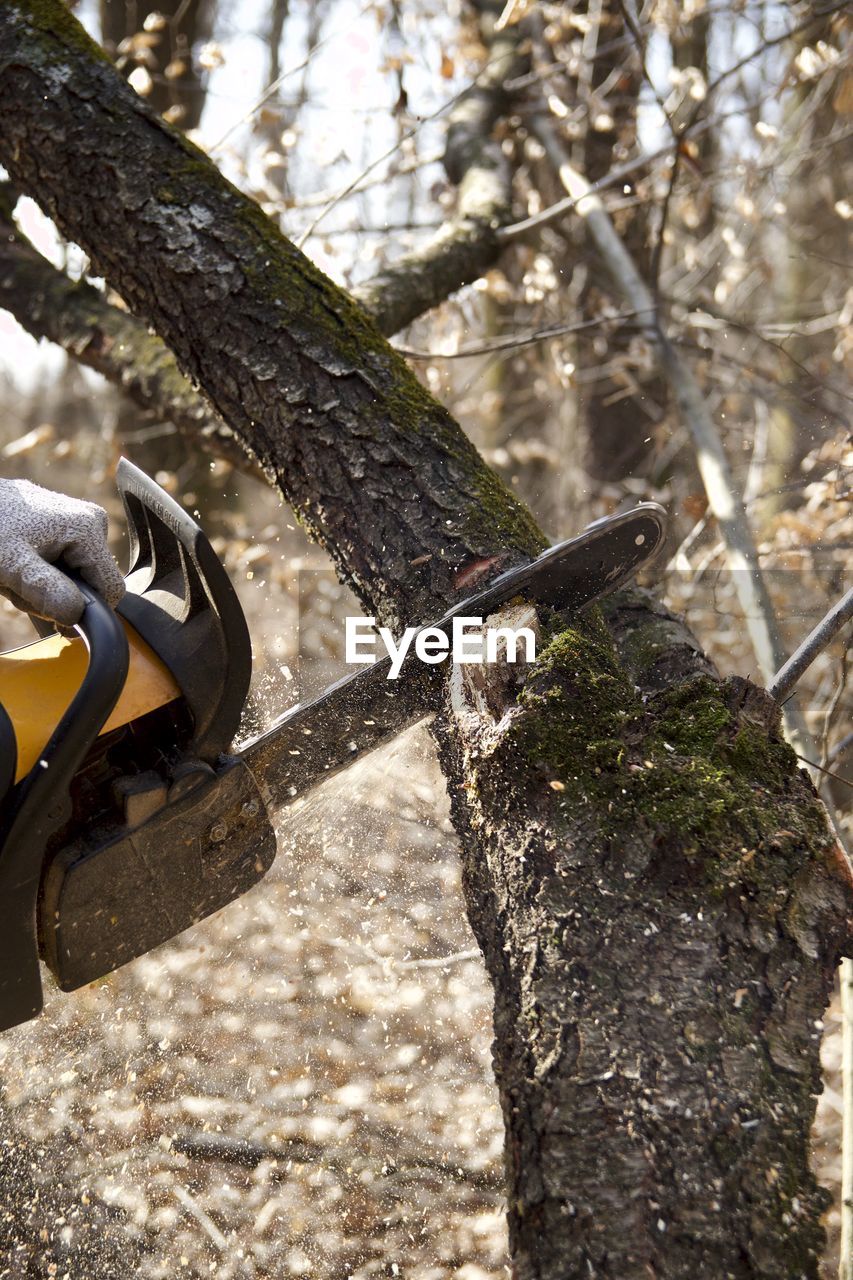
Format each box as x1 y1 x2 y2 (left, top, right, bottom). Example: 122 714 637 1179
0 0 545 633
172 1185 227 1251
169 1130 502 1191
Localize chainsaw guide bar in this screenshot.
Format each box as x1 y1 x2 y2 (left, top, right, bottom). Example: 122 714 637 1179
0 461 666 1032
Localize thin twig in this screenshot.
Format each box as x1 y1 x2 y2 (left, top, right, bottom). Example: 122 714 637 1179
172 1184 228 1251
672 299 853 409
351 8 526 336
210 1 375 152
668 513 710 572
526 114 793 695
395 311 639 360
289 148 444 210
681 2 850 139
792 754 853 792
296 44 527 248
767 587 853 703
504 4 847 246
497 138 678 241
396 947 481 970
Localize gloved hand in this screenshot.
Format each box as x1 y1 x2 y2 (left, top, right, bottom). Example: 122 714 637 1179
0 479 125 627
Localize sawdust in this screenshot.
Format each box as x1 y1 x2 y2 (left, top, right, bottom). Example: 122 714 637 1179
1 722 506 1279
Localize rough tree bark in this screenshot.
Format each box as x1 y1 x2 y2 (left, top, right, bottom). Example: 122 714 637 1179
0 5 852 1278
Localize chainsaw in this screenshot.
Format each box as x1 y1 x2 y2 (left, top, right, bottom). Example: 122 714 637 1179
0 460 667 1033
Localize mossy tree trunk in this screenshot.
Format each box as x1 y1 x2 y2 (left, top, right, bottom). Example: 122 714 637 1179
1 5 852 1277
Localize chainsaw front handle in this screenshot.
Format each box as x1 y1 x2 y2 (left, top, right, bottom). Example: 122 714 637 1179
0 575 128 1032
42 571 131 781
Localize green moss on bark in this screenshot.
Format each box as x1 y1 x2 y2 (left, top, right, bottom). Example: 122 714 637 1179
12 0 113 65
506 619 833 901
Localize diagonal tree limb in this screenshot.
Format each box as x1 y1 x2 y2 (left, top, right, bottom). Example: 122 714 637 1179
0 0 545 632
0 188 260 476
0 184 512 466
768 586 853 705
0 0 526 458
0 3 527 467
0 2 528 454
0 186 514 461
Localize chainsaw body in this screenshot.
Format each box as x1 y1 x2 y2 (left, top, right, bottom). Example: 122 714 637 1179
0 460 275 1028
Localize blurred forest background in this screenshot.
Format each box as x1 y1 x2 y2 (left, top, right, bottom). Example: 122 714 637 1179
0 0 850 1276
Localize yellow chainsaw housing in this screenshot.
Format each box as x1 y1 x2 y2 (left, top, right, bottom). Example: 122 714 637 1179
0 623 181 783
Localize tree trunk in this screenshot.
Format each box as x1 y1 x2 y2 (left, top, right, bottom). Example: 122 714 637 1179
1 6 851 1276
99 0 214 130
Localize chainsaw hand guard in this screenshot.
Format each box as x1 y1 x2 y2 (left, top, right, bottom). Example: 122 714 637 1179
115 458 251 762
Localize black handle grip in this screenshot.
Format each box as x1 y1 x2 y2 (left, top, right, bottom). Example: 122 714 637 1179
48 573 131 773
0 575 129 1032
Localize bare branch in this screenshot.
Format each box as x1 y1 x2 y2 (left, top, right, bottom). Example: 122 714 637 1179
526 113 810 743
395 310 638 359
209 0 376 153
497 137 680 241
296 20 535 252
0 191 260 477
502 4 848 247
768 586 853 704
169 1130 501 1190
352 7 526 336
288 148 444 210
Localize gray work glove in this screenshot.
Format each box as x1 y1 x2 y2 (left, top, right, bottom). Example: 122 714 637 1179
0 478 125 627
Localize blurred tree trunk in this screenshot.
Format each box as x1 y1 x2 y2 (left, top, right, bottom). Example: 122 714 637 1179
768 11 850 484
100 0 214 129
1 6 853 1278
546 1 669 485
